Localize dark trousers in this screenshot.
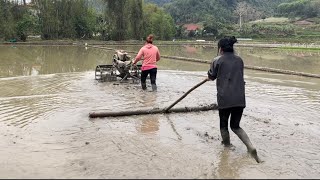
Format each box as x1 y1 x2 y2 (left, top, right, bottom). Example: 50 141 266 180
219 107 244 131
141 68 157 85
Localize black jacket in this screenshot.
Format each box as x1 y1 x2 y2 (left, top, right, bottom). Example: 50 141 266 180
208 52 246 109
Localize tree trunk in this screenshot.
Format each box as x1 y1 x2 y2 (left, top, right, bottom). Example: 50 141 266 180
239 14 242 30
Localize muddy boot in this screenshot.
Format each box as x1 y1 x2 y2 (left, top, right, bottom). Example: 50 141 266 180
141 82 147 90
151 84 157 91
232 128 262 163
220 129 231 147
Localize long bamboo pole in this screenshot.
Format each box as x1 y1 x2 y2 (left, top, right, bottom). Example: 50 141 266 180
89 104 218 118
164 78 209 112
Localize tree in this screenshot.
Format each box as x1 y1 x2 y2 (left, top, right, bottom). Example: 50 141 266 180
143 3 175 40
235 2 249 30
277 0 317 18
0 0 37 41
0 0 16 40
127 0 143 40
16 11 38 41
105 0 127 41
32 0 96 40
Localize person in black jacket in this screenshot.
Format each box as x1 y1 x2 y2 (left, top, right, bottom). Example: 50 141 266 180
207 36 261 163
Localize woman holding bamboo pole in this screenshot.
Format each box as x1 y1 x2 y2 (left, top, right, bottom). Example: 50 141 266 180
207 36 261 163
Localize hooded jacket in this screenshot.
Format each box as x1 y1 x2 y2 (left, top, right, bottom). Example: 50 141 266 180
134 43 160 71
208 52 246 109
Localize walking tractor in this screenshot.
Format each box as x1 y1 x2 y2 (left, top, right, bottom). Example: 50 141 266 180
95 50 142 83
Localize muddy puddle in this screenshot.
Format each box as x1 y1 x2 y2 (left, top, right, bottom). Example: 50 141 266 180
0 45 319 178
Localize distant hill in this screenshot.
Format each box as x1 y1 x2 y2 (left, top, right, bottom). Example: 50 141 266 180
244 0 290 15
163 0 290 24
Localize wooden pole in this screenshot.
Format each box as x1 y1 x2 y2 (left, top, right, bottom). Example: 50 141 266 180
164 79 209 113
89 104 218 118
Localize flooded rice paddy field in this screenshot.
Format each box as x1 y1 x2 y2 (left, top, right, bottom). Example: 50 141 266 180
111 44 320 75
0 45 319 178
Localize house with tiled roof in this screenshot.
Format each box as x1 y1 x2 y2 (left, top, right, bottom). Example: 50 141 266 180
182 24 203 37
183 24 203 31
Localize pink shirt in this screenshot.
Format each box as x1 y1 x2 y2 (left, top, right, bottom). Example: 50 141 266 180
133 43 160 71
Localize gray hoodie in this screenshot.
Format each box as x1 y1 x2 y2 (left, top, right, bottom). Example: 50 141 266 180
207 52 246 109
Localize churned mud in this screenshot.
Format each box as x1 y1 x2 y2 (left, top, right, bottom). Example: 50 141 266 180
0 69 319 178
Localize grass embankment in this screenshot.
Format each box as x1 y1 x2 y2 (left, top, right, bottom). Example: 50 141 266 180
2 39 320 50
277 47 320 51
247 17 320 44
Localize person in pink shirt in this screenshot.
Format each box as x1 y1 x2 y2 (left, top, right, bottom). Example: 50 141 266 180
133 34 161 91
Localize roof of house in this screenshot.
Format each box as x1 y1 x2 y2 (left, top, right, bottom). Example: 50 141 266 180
183 24 202 31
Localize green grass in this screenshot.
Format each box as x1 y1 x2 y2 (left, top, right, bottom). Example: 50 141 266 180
250 17 290 23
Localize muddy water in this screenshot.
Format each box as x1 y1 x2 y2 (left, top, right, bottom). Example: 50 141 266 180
0 45 319 178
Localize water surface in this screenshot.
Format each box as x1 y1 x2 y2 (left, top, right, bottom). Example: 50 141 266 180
0 45 319 178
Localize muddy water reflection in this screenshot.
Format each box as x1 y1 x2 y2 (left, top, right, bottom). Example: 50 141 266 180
135 93 160 134
216 149 240 179
0 45 319 178
0 45 110 77
137 116 160 134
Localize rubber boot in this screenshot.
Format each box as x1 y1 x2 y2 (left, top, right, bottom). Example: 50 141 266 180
141 82 147 90
232 128 262 163
220 129 231 147
151 84 157 91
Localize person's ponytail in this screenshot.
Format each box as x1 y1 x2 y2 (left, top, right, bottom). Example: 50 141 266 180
146 34 154 44
229 36 237 46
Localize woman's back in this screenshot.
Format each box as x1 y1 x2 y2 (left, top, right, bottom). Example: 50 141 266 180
214 52 246 109
137 44 160 70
